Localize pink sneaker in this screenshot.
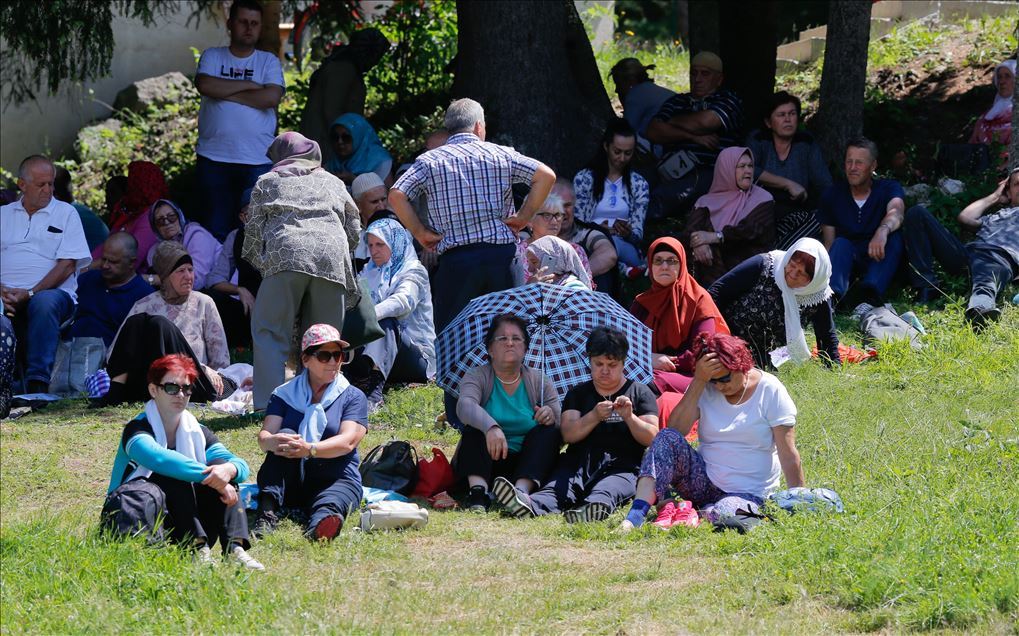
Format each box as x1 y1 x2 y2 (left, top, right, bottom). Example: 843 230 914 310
652 501 678 529
671 500 701 528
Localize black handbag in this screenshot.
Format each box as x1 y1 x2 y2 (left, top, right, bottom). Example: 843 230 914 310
342 278 385 350
359 440 419 495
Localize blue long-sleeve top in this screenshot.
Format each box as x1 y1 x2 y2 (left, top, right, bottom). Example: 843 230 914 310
107 412 249 494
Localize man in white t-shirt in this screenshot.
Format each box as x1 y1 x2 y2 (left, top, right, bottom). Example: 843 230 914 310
0 156 91 393
195 0 285 240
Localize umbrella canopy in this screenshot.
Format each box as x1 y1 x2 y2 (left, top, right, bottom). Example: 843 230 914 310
436 284 653 400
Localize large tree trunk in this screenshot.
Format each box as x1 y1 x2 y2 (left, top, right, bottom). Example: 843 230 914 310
687 0 719 57
452 0 612 177
719 0 777 129
257 0 283 58
813 0 871 165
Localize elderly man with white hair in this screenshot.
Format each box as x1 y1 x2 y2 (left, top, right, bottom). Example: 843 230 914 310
350 172 398 271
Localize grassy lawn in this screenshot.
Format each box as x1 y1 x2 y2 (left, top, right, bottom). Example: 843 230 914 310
1 304 1017 633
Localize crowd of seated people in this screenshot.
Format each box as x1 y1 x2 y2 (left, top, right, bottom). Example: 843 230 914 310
1 3 1015 553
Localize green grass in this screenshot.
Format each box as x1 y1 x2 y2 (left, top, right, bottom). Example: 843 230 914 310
2 305 1018 632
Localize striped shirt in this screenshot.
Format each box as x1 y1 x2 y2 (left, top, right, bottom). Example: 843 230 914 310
392 132 540 254
654 88 744 165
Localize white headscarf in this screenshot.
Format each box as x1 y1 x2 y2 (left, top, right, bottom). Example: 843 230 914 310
127 400 207 482
769 238 833 363
362 218 419 302
984 59 1016 121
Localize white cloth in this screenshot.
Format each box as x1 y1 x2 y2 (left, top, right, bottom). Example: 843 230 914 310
196 47 285 165
272 370 350 444
697 371 797 498
591 177 631 226
127 400 207 482
984 60 1016 121
0 197 91 302
769 238 833 363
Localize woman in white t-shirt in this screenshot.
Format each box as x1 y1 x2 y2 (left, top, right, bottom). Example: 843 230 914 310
573 117 650 278
619 332 805 531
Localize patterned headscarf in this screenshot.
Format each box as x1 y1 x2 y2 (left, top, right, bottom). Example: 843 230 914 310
526 235 591 288
325 113 392 176
267 132 322 177
110 161 168 228
362 218 418 302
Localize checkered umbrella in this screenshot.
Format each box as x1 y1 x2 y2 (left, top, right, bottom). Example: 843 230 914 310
436 283 653 401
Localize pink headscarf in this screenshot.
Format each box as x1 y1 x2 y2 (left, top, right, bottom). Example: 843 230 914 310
267 132 323 177
695 146 773 231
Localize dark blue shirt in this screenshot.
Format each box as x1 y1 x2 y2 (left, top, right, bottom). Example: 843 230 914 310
68 270 154 345
817 179 904 242
653 88 744 165
266 386 369 480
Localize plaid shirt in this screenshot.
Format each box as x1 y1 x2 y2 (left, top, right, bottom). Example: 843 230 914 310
392 132 540 254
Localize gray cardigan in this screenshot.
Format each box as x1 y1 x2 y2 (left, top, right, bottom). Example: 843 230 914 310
456 364 562 433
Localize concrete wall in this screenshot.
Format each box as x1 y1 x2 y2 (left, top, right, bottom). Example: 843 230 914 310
0 2 228 175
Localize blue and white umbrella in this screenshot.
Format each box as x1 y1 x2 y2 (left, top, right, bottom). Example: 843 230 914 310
436 283 653 401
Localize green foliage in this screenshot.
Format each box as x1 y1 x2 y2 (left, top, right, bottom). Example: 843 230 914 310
591 37 691 101
868 20 945 70
276 67 313 134
963 15 1019 67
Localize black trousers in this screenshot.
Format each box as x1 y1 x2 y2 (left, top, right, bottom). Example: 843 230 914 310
451 424 561 488
106 314 235 403
146 473 249 551
529 452 638 516
256 452 362 531
204 287 253 349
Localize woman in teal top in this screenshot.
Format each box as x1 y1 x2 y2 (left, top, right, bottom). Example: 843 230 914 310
452 314 562 513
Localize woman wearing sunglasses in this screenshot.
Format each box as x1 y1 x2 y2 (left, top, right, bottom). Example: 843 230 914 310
145 199 222 291
619 332 804 532
252 324 368 541
451 314 562 513
106 354 263 569
324 112 393 186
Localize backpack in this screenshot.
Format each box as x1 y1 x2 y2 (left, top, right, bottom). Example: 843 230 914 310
100 479 168 544
359 440 419 495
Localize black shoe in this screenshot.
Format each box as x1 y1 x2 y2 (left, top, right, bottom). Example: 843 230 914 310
466 485 489 513
564 501 612 524
251 510 280 539
965 306 1001 331
491 476 535 519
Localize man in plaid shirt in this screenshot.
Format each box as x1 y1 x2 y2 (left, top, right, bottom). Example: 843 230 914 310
389 98 556 332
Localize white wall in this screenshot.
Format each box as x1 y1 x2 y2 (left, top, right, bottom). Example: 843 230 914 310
0 2 228 175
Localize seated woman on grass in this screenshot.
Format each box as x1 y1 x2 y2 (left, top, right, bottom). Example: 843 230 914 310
493 327 658 523
619 332 804 532
451 314 562 513
252 324 368 542
525 235 593 290
106 354 263 569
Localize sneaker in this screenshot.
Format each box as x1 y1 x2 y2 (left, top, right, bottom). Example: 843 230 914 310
616 519 635 534
313 514 343 541
670 500 701 528
228 545 265 570
466 485 489 513
564 501 612 524
251 510 280 539
965 303 1001 330
652 501 678 529
491 476 534 519
194 544 217 566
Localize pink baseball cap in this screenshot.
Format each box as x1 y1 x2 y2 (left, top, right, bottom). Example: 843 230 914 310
301 323 350 351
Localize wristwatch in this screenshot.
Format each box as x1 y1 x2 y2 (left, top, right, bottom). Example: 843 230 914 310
715 231 724 244
309 443 317 458
27 289 34 299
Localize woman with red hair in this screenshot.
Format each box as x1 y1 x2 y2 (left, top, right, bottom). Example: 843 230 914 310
619 333 805 531
92 161 168 274
105 354 263 569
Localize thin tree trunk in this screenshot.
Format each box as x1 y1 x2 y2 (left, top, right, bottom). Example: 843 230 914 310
257 0 283 58
452 0 612 176
1011 51 1018 171
813 0 871 165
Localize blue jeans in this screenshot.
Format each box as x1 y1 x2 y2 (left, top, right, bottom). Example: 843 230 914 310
967 242 1018 305
612 235 643 268
902 205 968 290
13 289 74 385
828 232 904 301
196 155 272 241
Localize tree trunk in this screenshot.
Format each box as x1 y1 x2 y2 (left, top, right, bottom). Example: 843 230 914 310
719 0 777 129
812 0 871 166
452 0 613 177
1011 51 1018 171
257 0 283 58
687 0 719 57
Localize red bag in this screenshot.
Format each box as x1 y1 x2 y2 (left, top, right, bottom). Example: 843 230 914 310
656 391 698 442
411 447 455 498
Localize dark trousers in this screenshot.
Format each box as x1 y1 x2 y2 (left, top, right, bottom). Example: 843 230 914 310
256 452 362 531
452 424 562 488
829 231 905 301
106 314 234 403
146 473 249 551
204 287 253 349
195 155 271 241
347 318 430 384
529 455 637 516
902 205 968 290
968 243 1019 303
647 164 713 222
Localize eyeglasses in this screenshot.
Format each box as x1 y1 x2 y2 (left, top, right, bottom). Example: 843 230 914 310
330 132 353 143
536 212 564 222
154 215 178 227
651 257 681 268
312 350 346 363
159 382 193 396
709 373 732 384
493 335 525 344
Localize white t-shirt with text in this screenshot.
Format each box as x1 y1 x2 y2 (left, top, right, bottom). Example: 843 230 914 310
196 47 285 165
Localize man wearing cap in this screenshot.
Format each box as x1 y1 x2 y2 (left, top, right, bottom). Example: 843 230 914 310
1 155 91 393
610 57 677 157
646 51 745 220
206 187 262 348
350 172 399 272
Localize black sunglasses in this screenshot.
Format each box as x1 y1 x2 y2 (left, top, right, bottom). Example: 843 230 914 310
159 382 193 396
312 350 347 363
709 373 732 384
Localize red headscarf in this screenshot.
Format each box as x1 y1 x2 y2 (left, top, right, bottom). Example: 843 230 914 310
633 237 729 352
109 161 168 230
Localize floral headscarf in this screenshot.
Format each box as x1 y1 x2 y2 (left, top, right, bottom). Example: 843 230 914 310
362 218 418 302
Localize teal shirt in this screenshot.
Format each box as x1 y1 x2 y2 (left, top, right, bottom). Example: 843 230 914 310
484 382 536 452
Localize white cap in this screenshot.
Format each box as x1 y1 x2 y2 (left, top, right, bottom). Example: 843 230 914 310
351 172 385 200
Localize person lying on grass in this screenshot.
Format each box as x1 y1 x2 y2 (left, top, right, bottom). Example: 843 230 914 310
619 332 804 532
106 354 264 569
492 327 658 522
252 323 368 542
